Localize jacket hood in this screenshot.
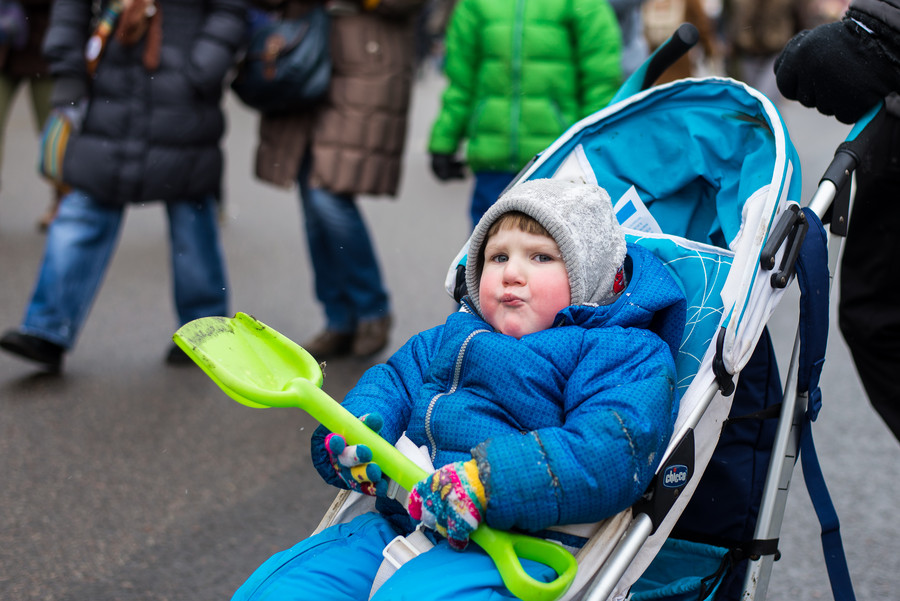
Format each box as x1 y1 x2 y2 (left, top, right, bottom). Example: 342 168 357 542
557 243 686 361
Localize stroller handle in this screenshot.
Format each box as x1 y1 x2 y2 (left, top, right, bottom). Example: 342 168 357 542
810 100 891 230
821 100 887 193
610 23 699 104
847 103 883 141
641 23 699 90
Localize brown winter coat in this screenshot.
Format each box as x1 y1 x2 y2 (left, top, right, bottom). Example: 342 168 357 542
725 0 814 57
251 0 423 197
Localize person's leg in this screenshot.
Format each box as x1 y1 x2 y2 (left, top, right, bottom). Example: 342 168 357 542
297 165 390 357
298 168 353 335
19 190 125 349
231 512 398 601
167 196 229 326
838 124 900 442
0 73 21 182
28 75 65 231
27 75 53 132
470 172 516 229
370 538 558 601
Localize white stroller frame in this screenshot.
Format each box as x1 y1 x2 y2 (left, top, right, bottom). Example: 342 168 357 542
566 28 876 601
476 81 800 601
316 26 870 601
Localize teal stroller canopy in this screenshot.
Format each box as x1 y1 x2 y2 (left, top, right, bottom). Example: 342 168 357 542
524 78 802 249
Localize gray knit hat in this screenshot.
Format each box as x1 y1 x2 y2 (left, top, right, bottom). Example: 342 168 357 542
466 178 627 313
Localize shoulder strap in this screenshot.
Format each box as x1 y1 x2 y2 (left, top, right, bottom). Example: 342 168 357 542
795 208 856 601
85 0 123 76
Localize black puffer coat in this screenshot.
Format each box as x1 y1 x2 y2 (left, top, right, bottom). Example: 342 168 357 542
43 0 247 205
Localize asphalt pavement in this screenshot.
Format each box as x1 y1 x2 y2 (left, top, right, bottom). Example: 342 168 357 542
1 69 897 601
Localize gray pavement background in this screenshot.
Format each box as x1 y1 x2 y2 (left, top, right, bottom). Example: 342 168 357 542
1 70 897 600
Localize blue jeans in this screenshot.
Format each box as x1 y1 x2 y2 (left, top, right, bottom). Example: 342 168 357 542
20 190 228 349
470 171 517 230
298 165 389 333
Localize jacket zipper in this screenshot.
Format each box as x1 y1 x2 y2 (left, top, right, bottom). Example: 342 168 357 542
467 99 487 139
509 0 526 170
551 99 566 129
424 328 489 461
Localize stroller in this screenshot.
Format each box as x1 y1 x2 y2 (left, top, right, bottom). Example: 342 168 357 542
174 25 874 601
434 29 854 600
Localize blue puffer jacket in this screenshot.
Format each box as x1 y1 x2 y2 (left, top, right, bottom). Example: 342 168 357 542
313 243 686 533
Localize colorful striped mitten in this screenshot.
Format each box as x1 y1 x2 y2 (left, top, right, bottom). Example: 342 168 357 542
408 459 487 551
324 412 388 497
38 100 87 185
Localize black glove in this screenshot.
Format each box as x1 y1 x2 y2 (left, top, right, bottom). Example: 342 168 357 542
775 11 900 124
430 153 466 181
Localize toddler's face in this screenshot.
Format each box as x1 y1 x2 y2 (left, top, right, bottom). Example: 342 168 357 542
479 227 571 339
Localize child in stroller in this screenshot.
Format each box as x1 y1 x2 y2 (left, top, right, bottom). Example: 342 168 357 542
230 178 687 600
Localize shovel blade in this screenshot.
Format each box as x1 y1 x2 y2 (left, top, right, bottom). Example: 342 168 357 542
173 313 324 408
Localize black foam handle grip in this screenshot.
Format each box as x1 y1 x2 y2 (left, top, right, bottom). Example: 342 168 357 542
641 23 700 90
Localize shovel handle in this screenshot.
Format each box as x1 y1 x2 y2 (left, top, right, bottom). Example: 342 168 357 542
471 526 580 601
172 312 578 601
287 380 578 601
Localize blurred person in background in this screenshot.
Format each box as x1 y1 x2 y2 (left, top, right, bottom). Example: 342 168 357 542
775 0 900 443
427 0 623 229
722 0 829 103
247 0 425 361
0 0 66 231
0 0 247 372
610 0 651 78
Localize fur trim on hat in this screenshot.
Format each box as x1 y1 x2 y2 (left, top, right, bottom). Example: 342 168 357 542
466 178 626 313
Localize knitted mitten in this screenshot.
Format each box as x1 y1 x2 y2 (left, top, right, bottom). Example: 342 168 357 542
408 459 487 551
324 412 388 497
775 9 900 124
39 100 88 185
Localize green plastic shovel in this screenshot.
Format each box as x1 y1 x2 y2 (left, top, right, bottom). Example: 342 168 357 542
173 312 578 601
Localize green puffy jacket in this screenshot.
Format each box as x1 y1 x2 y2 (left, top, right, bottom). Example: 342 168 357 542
428 0 623 173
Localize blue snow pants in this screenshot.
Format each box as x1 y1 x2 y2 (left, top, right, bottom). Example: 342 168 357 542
231 512 557 601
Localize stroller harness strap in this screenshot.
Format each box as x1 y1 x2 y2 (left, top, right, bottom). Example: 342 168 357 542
368 527 435 599
795 208 857 601
368 436 435 598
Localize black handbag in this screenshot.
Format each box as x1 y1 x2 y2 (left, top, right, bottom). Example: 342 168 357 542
231 6 331 114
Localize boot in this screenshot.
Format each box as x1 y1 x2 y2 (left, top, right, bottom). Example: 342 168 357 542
352 315 392 357
36 198 59 232
0 330 65 371
303 329 354 360
37 185 68 233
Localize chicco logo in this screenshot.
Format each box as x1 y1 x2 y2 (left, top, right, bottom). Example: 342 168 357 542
663 465 689 488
